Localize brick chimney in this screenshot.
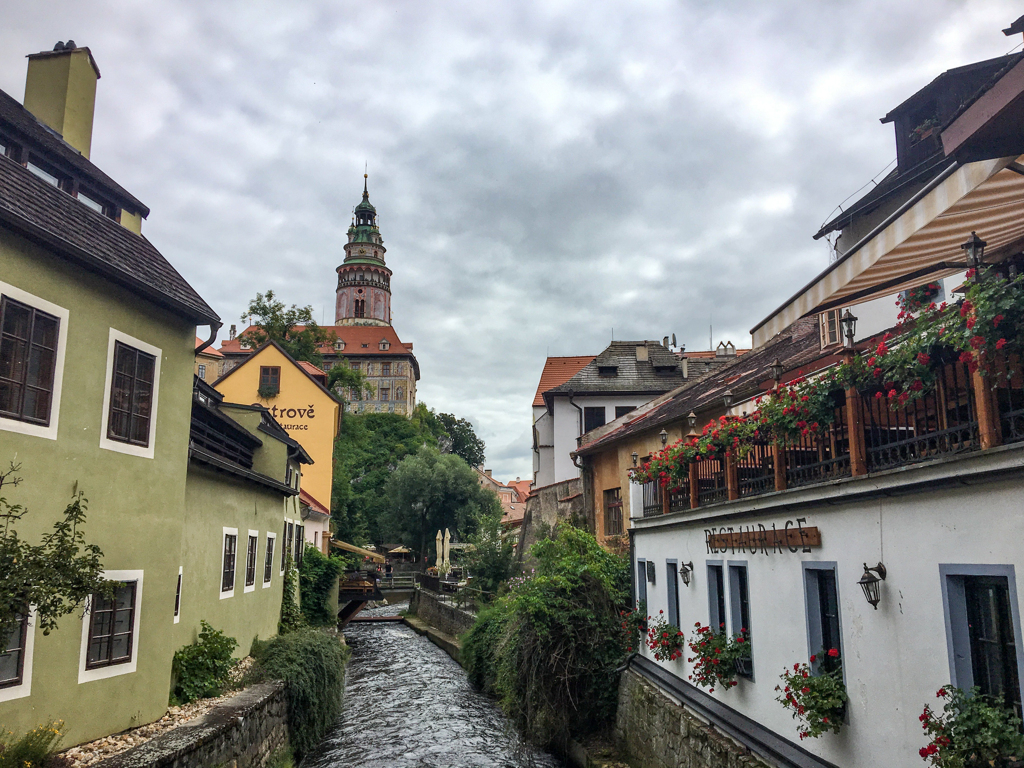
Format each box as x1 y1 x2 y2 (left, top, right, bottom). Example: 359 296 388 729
24 42 101 159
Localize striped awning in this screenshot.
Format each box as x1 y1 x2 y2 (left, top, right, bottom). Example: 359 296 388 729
752 154 1024 347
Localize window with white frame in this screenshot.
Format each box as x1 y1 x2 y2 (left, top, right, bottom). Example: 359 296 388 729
264 534 276 586
197 363 206 380
100 329 161 458
0 607 35 702
244 532 258 591
0 283 68 440
78 570 144 684
221 530 237 596
173 567 182 623
819 309 841 348
636 559 648 608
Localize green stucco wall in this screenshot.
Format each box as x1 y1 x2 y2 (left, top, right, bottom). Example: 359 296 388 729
0 230 196 745
176 466 286 656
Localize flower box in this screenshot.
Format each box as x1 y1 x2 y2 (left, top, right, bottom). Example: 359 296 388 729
734 656 754 679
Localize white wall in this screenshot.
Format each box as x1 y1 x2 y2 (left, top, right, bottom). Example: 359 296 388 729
632 452 1024 768
550 394 655 486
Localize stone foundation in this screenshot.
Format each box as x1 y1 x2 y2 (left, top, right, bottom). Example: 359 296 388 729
408 586 476 638
94 681 288 768
616 670 775 768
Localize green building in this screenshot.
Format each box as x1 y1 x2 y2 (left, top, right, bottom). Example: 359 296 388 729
0 42 301 746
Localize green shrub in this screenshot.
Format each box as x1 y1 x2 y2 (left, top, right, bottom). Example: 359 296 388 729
171 621 239 703
298 545 342 626
248 629 349 758
462 524 631 749
0 721 63 768
266 747 295 768
279 555 304 635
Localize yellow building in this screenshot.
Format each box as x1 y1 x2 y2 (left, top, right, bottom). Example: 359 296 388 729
214 341 342 547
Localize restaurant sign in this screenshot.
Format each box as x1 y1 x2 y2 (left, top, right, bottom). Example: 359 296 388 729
705 517 820 555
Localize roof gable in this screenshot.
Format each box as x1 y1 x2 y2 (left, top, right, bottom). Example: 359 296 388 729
213 340 342 405
533 356 596 407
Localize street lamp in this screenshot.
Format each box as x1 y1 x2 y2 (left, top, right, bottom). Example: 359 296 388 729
961 231 987 272
687 411 697 429
659 429 668 446
631 451 639 467
857 562 887 610
723 390 734 408
840 309 858 349
769 357 785 385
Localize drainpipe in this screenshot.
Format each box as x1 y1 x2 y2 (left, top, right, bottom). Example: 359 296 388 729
567 391 583 439
195 321 223 357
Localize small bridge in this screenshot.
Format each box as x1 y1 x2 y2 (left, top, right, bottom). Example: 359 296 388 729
337 575 384 628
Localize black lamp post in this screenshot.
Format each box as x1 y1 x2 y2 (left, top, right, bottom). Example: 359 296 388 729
659 429 668 446
723 390 734 409
840 309 858 349
631 451 639 467
961 231 987 273
857 562 887 610
687 411 697 429
769 357 785 385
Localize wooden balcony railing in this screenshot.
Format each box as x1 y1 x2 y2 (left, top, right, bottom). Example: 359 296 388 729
635 357 1015 517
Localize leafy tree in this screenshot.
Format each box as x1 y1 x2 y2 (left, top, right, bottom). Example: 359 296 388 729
464 515 515 600
239 290 335 368
383 445 502 558
436 412 486 467
325 360 373 405
298 545 342 626
0 463 112 641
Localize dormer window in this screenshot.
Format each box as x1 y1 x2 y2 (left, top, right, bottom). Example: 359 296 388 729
598 366 618 377
26 160 60 187
819 309 841 348
334 339 344 351
379 339 390 351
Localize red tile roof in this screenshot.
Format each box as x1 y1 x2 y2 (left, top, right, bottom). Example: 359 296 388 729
507 479 532 502
196 336 224 357
297 360 325 375
533 356 596 407
219 325 415 357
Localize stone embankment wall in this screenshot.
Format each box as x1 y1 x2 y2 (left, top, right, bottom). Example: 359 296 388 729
408 587 476 638
95 682 287 768
616 671 775 768
517 477 585 563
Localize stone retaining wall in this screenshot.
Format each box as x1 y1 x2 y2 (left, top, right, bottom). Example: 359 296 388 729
616 670 775 768
408 587 476 638
94 682 288 768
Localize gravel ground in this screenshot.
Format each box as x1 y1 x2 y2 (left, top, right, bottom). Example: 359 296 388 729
58 657 256 767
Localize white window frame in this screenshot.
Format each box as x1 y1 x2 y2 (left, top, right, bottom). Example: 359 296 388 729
99 328 162 459
244 530 259 593
0 281 69 441
0 605 37 703
221 527 238 599
173 565 182 624
78 570 144 684
264 532 276 588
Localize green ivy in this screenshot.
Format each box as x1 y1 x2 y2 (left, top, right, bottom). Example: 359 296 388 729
298 545 342 627
279 554 304 635
171 621 239 704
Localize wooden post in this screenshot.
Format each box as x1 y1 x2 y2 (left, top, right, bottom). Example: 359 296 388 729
689 462 699 510
726 453 739 501
973 359 1002 450
773 441 787 492
846 385 867 476
662 483 670 515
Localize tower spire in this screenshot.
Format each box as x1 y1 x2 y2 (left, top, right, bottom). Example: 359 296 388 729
363 169 368 197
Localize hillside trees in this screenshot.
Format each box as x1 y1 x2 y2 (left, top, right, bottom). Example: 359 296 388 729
435 412 486 467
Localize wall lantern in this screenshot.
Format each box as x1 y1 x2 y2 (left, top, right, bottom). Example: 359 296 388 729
659 429 668 446
857 562 887 610
840 309 858 349
687 411 697 429
769 357 785 384
723 390 734 408
678 561 694 587
961 231 987 271
631 451 639 467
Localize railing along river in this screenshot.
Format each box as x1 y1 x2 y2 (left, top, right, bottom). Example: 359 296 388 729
303 602 564 768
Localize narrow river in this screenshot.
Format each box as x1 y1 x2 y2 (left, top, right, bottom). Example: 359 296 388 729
303 602 564 768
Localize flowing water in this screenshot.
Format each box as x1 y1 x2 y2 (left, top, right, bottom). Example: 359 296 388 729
303 602 564 768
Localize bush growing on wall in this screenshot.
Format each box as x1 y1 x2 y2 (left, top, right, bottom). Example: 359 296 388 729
298 545 342 627
462 524 631 749
248 629 349 758
171 621 239 704
0 721 64 768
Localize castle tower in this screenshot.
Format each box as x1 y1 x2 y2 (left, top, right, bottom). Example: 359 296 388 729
335 174 392 326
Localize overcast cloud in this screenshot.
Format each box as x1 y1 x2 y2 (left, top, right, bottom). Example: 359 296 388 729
2 1 1020 480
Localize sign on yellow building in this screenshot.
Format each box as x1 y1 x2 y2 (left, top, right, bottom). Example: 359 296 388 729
214 341 342 510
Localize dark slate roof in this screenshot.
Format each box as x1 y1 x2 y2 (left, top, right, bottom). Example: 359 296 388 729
577 318 825 455
0 153 219 324
545 341 687 402
0 88 148 216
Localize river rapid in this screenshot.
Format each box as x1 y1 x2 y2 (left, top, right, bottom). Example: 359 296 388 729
303 602 564 768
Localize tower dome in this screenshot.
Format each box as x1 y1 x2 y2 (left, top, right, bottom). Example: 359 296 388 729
335 175 392 326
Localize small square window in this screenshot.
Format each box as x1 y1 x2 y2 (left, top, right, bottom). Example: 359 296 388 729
583 406 606 433
259 366 280 395
380 388 390 401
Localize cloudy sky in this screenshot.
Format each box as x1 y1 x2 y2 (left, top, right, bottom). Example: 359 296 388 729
2 1 1020 480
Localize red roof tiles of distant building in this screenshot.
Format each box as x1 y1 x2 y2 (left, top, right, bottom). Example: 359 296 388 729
220 325 415 358
196 336 224 357
532 356 596 407
299 488 330 517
